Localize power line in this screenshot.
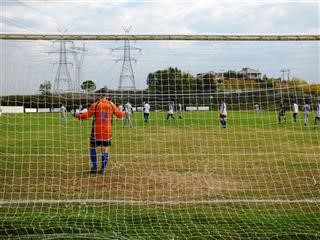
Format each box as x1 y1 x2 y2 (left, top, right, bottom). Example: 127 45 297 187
9 0 61 29
0 16 39 33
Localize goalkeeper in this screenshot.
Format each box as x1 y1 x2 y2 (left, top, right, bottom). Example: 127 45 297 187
73 88 125 174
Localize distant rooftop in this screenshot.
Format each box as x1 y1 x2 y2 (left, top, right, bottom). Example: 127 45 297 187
240 68 261 74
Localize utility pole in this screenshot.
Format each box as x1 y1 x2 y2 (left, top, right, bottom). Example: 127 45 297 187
280 69 285 82
280 69 290 82
49 29 73 93
112 26 141 91
71 43 87 92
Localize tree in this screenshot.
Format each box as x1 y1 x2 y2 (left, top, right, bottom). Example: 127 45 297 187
81 80 96 92
259 78 281 89
287 77 308 87
223 70 239 79
298 83 320 96
39 81 51 95
147 67 196 93
196 73 218 92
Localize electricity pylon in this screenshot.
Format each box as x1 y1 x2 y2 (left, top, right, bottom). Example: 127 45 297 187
71 43 87 92
112 26 141 91
49 29 73 93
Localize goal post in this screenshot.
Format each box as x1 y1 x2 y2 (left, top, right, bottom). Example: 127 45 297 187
0 34 320 238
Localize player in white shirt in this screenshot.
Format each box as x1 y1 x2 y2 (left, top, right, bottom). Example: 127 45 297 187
303 102 311 126
314 101 320 129
219 100 227 128
0 105 2 117
292 103 299 122
118 104 124 112
254 103 260 115
166 102 175 120
60 104 67 122
123 101 133 128
143 101 151 123
177 103 183 119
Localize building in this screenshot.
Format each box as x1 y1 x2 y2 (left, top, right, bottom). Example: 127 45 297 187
239 67 262 81
196 71 224 81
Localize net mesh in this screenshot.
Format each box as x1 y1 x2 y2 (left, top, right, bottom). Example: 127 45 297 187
0 39 319 239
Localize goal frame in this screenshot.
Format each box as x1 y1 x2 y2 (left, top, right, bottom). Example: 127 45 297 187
0 33 319 41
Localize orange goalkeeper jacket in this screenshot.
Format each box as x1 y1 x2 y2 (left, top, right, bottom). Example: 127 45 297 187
76 99 125 141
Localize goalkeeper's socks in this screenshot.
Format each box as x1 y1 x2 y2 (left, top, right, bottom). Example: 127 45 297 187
101 152 109 171
90 148 97 169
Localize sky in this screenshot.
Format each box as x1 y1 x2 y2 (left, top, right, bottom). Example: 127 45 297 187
0 0 319 95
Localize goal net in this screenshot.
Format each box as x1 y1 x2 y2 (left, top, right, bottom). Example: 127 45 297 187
0 36 319 239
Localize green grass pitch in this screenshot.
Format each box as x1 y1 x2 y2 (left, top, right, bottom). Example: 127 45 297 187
0 111 319 239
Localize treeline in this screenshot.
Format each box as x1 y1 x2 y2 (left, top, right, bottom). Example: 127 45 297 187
1 67 319 111
1 88 319 111
146 67 320 95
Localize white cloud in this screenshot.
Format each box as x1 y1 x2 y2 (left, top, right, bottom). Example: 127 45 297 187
2 1 318 34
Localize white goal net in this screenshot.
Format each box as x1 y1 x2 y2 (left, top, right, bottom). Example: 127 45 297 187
0 36 319 239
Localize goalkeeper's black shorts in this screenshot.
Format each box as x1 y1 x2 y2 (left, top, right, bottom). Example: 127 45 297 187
90 129 112 147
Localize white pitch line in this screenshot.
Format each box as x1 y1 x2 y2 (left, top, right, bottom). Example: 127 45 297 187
0 199 320 205
1 153 318 157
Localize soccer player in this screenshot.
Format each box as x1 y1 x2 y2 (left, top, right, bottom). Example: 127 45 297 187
303 102 311 126
123 101 134 128
73 88 125 174
0 105 2 117
292 102 299 122
118 103 124 112
177 103 183 119
219 100 227 128
314 100 320 129
278 103 286 124
254 103 260 115
166 102 175 120
60 104 67 122
143 101 150 123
